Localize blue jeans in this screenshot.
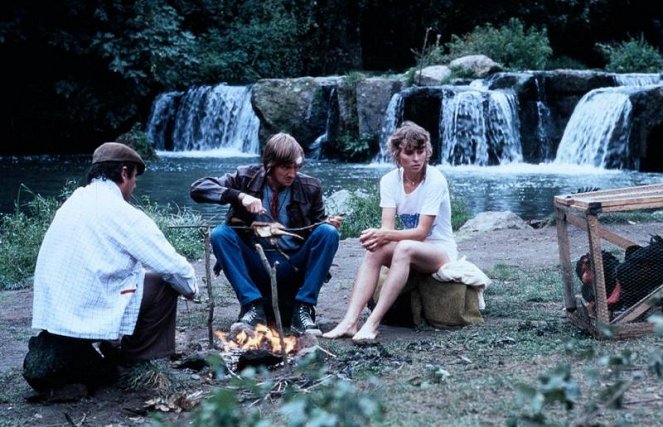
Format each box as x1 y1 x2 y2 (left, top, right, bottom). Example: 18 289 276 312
210 223 340 308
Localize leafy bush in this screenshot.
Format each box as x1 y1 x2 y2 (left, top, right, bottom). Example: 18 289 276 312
0 185 65 290
444 18 552 70
0 185 205 289
189 351 384 427
117 123 157 160
135 196 205 260
597 35 663 73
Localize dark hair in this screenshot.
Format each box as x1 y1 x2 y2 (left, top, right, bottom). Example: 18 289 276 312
86 161 140 184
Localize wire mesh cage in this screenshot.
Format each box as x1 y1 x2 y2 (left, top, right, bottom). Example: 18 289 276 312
554 184 663 339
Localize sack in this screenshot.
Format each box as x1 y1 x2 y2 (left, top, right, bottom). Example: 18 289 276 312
410 273 483 327
371 270 483 328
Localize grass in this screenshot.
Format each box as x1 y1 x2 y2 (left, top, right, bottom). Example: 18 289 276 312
263 264 663 426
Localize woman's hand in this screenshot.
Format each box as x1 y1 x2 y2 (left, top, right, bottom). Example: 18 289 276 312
359 228 387 252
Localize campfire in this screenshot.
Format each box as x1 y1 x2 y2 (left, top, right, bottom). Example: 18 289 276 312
214 323 318 371
215 323 297 354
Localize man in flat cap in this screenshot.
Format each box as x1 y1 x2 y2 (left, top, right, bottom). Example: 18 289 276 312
24 142 198 398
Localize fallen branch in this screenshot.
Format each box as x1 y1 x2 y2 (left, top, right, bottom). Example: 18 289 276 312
255 244 288 367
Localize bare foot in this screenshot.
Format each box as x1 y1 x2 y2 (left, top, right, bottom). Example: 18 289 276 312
322 321 357 339
351 326 379 345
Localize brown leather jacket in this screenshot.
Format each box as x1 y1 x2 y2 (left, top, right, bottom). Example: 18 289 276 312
190 164 326 230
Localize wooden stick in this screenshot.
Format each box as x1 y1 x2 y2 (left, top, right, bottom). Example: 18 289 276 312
205 227 215 349
255 244 288 366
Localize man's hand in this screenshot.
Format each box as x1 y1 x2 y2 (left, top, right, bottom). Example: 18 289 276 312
240 193 265 214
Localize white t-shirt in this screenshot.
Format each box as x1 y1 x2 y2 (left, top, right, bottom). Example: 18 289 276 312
379 166 457 260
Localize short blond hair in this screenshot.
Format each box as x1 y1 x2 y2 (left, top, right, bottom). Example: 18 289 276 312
262 133 305 171
388 121 433 165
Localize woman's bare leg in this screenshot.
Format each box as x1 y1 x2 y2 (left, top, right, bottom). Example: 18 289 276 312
322 243 395 339
352 241 449 342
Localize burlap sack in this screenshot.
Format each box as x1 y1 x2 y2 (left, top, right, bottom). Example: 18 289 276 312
372 269 483 328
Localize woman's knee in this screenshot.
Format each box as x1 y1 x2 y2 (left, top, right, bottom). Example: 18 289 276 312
393 240 417 259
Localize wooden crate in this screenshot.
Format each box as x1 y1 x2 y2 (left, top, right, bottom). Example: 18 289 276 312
554 183 663 339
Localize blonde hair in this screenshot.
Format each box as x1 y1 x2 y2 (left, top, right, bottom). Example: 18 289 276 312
262 133 305 171
388 121 433 165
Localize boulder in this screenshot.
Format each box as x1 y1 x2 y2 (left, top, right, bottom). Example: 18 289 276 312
449 55 502 78
458 211 531 234
413 65 452 86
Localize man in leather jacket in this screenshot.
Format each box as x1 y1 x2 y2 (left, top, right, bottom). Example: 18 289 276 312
190 133 342 335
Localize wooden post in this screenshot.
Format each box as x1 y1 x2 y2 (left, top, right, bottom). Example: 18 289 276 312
555 205 576 311
205 226 215 349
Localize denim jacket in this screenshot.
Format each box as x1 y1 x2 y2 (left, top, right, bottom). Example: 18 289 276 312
190 164 326 231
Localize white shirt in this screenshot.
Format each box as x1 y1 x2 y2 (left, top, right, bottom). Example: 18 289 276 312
32 179 197 340
380 166 457 259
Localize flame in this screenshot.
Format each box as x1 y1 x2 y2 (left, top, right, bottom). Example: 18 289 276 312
215 324 297 354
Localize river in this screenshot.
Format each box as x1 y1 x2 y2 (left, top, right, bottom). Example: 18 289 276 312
1 150 661 221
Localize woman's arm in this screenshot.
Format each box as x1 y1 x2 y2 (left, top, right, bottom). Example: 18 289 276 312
360 207 436 250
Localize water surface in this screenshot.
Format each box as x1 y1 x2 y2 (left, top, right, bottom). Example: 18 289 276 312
2 151 660 222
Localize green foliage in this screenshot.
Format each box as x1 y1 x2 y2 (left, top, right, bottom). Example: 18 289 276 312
189 352 383 427
515 364 580 423
117 123 157 160
135 196 205 260
0 184 204 289
597 35 663 73
444 18 552 70
0 183 73 289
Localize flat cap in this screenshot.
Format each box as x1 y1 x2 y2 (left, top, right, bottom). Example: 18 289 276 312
92 142 146 175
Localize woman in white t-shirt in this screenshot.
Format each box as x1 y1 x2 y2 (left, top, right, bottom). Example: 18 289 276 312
323 121 457 344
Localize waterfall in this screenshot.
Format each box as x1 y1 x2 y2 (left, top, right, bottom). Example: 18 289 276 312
147 83 260 154
310 88 338 159
534 77 555 161
146 91 182 150
554 87 633 168
374 93 404 163
614 73 661 87
439 87 522 166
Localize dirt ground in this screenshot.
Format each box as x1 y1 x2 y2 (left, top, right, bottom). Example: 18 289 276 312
1 222 661 425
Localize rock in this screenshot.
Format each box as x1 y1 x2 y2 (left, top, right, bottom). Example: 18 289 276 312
457 211 531 235
414 65 452 86
449 55 502 78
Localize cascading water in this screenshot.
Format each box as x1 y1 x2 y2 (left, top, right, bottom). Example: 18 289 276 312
310 88 338 159
374 93 404 163
146 91 182 150
554 87 634 169
534 77 555 161
147 83 260 154
614 73 661 87
440 87 522 166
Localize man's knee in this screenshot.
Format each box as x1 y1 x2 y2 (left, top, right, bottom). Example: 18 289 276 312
210 224 236 244
312 223 340 245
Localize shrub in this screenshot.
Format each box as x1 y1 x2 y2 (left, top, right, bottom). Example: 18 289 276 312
117 123 158 160
0 185 204 289
0 183 75 290
444 18 552 70
597 35 663 73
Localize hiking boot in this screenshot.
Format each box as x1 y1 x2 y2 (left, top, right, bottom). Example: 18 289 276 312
232 302 266 330
290 303 322 336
